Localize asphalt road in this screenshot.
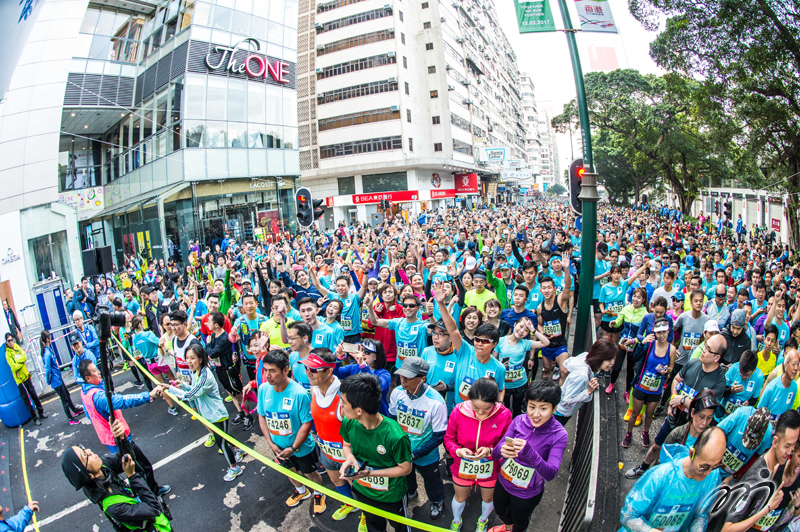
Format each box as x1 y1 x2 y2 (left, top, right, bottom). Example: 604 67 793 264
1 366 576 532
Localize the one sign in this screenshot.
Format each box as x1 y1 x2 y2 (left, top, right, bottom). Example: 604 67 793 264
455 173 480 195
513 0 557 33
772 218 781 232
205 38 290 84
574 0 618 33
478 146 508 162
351 190 419 204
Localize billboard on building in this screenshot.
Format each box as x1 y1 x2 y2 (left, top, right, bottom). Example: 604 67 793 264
58 187 104 220
478 147 509 163
456 173 480 195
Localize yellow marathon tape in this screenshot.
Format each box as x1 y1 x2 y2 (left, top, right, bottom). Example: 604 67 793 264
19 427 40 532
110 337 450 532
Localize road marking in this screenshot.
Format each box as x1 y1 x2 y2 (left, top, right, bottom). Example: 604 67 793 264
25 436 207 531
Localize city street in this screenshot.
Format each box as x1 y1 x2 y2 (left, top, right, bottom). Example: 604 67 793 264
2 367 572 532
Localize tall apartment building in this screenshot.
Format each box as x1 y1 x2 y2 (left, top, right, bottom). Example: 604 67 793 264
296 0 526 226
520 73 540 191
538 108 561 189
0 0 300 310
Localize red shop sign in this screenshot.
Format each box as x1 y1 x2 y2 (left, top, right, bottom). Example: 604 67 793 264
326 197 334 207
352 190 419 204
455 173 479 195
431 189 456 199
772 218 781 232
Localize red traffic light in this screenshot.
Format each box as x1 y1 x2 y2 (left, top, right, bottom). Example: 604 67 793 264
577 168 585 179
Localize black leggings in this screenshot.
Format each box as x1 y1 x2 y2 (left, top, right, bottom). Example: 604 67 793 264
129 361 153 391
214 420 236 466
18 379 43 419
54 383 81 418
610 347 635 390
503 385 527 417
493 480 543 532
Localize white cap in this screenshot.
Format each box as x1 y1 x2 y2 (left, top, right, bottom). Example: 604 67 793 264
704 320 720 333
465 256 477 270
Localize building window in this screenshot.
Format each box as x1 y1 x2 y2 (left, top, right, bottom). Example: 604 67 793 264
422 2 429 7
363 171 408 192
434 143 442 151
338 176 356 195
318 0 370 13
401 32 405 44
423 21 431 28
409 138 413 151
407 109 411 122
432 116 440 124
318 108 401 131
317 29 395 56
317 79 399 105
399 11 403 20
316 7 394 34
430 90 438 98
428 65 436 73
316 53 397 80
453 138 472 155
320 136 403 159
403 56 407 68
405 82 410 95
426 43 433 50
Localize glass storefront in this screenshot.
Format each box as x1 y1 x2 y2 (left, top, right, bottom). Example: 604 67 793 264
29 231 74 282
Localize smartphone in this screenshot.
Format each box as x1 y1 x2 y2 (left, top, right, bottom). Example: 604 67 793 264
342 342 360 354
325 258 334 265
343 465 359 478
505 437 515 447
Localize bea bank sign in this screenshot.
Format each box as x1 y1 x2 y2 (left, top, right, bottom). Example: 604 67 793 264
205 38 291 84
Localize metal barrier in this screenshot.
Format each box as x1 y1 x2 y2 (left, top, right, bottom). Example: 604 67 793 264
558 317 600 532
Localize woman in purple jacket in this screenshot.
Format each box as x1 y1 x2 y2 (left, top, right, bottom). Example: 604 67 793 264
490 379 569 532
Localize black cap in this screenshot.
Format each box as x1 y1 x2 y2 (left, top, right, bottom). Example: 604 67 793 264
428 320 448 333
68 332 81 345
597 242 608 256
61 447 92 491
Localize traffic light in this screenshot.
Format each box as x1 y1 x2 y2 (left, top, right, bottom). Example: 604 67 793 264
724 200 732 220
568 158 584 215
714 200 720 215
313 199 325 220
295 187 313 227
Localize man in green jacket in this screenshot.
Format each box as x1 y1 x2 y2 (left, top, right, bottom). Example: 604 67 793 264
3 333 46 425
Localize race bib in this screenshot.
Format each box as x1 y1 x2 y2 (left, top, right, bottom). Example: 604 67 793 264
639 372 662 393
676 383 698 413
543 320 562 337
682 332 701 351
753 508 781 531
607 303 623 317
600 277 609 287
650 504 691 532
357 475 388 491
397 342 416 361
721 443 747 475
177 366 192 387
505 363 524 383
458 458 493 480
188 321 200 335
397 403 425 435
458 376 475 401
315 435 344 463
619 333 635 352
132 349 143 359
265 411 293 436
724 398 742 415
500 458 535 489
341 318 353 331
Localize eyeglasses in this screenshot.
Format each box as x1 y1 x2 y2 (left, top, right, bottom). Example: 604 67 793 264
402 304 419 309
697 462 723 473
474 337 494 345
287 336 300 342
703 344 724 357
432 331 450 338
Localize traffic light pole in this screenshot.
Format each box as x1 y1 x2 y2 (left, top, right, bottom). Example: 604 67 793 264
555 0 599 351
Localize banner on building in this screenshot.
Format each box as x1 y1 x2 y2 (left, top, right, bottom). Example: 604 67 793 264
772 218 781 232
455 173 480 195
500 170 533 180
352 190 419 204
574 0 618 33
58 186 104 219
478 146 509 163
513 0 557 33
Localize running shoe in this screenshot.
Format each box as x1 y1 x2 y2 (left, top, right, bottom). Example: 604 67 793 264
123 362 129 371
625 464 646 479
358 513 367 532
407 490 418 501
285 489 311 507
450 519 463 532
224 394 234 403
332 504 357 521
204 434 216 448
68 418 80 425
623 390 630 404
218 449 223 455
622 432 632 448
476 518 489 532
430 500 444 520
635 413 643 427
642 432 651 447
167 407 178 416
605 383 615 394
235 448 245 463
224 466 244 482
74 406 85 415
623 408 633 422
243 416 254 431
313 493 326 514
157 485 171 496
232 412 246 425
653 404 664 418
134 381 145 388
552 367 560 381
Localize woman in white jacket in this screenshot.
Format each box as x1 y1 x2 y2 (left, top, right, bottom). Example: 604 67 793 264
554 337 618 425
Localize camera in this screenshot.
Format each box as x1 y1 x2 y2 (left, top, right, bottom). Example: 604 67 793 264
96 306 126 340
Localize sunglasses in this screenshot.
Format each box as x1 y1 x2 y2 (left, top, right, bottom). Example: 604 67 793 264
474 337 494 345
402 303 419 308
304 366 329 373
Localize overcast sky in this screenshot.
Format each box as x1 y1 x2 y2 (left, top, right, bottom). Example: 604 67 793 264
493 0 665 178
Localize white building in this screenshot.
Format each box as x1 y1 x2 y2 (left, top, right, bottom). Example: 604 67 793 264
296 0 527 225
538 108 560 190
520 72 540 194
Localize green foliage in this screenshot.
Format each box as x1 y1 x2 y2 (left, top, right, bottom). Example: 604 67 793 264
548 183 567 196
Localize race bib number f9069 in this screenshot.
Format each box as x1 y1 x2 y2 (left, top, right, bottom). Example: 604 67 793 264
397 404 425 435
357 475 388 491
265 411 293 436
500 458 534 489
458 458 493 480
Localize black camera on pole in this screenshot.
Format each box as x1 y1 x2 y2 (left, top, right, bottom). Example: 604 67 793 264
95 306 127 423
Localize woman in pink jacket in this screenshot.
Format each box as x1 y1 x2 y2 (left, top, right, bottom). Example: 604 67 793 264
444 377 513 532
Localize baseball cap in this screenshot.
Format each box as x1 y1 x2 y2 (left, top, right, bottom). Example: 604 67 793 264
704 320 720 333
299 353 336 369
672 292 685 302
465 256 477 270
597 243 608 256
68 332 81 345
427 319 448 333
742 407 771 450
394 356 429 378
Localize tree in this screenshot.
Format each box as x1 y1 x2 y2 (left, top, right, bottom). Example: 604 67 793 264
548 183 567 196
629 0 800 246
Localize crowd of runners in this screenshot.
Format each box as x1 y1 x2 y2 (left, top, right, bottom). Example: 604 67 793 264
3 196 798 532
